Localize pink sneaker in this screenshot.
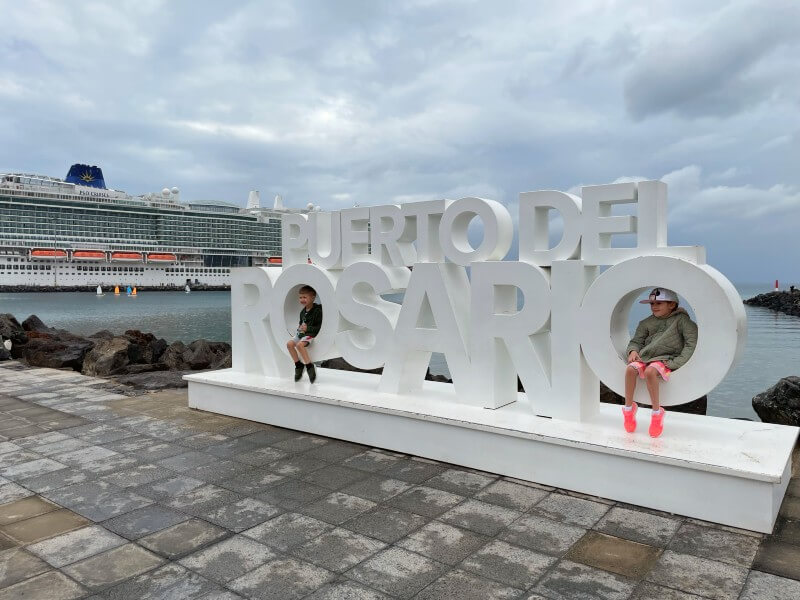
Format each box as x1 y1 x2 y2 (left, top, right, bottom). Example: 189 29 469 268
628 361 646 379
622 402 638 433
649 408 665 437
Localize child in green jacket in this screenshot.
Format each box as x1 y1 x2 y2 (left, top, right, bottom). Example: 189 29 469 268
286 285 323 383
623 288 697 437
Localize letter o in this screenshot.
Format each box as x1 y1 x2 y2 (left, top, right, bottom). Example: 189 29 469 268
439 198 513 266
270 264 340 360
579 256 745 407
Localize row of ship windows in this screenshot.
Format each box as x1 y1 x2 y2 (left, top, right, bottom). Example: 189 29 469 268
0 264 230 274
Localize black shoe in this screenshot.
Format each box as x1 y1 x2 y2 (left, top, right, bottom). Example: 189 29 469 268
294 362 304 382
306 363 316 383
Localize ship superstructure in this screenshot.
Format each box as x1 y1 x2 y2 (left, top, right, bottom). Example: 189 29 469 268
0 164 308 290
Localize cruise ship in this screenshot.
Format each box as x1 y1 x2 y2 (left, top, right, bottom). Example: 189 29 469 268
0 164 310 290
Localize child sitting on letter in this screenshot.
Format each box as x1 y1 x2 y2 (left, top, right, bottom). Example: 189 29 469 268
623 288 697 437
286 285 323 383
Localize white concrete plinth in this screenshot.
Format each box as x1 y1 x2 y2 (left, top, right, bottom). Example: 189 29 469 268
186 368 798 533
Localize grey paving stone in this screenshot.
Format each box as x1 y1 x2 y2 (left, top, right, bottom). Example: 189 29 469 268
238 428 296 446
631 583 710 599
499 514 587 556
179 432 231 449
739 570 800 600
43 480 152 521
218 469 284 495
397 520 488 565
381 458 446 484
30 437 89 456
129 441 188 461
534 560 637 600
243 512 334 551
566 530 661 579
668 521 761 567
133 474 205 501
386 485 465 518
752 539 800 581
102 435 156 454
0 482 33 504
220 422 271 438
304 580 391 599
62 542 164 591
27 524 126 567
273 433 330 453
0 457 66 480
139 518 229 559
302 465 371 490
341 475 413 502
342 450 401 473
17 466 93 493
346 546 448 599
303 440 368 463
184 459 254 483
179 535 276 583
301 492 377 525
229 556 336 600
416 568 523 600
647 550 748 600
103 562 222 600
6 435 55 451
231 446 288 466
461 539 556 589
475 479 549 511
594 506 681 547
158 450 217 472
344 506 428 544
0 450 45 467
439 498 522 536
425 468 498 496
102 504 190 539
164 484 242 516
0 547 50 588
197 592 246 600
201 497 282 532
0 570 88 600
292 527 386 572
61 423 138 445
268 454 329 477
205 438 260 458
100 463 173 488
258 478 331 510
531 492 610 528
57 445 118 468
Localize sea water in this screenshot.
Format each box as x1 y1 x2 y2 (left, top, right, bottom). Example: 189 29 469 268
0 283 797 419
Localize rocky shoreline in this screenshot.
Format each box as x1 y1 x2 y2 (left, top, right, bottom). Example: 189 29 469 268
744 290 800 317
0 285 230 293
1 313 798 427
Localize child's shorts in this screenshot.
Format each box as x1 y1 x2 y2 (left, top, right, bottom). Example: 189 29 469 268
628 360 671 381
295 334 313 345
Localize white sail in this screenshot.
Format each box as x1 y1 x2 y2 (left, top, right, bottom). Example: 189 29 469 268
96 285 102 295
185 284 191 293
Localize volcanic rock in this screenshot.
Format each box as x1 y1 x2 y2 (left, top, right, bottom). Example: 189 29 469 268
22 337 94 371
82 336 137 376
752 376 800 426
0 313 28 348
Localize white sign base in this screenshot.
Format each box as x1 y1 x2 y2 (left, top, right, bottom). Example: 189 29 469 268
186 368 798 533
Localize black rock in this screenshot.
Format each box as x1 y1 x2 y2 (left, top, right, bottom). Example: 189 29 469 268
0 347 11 361
744 291 800 318
159 341 188 370
82 336 137 376
752 376 800 426
22 337 94 371
112 370 192 390
0 313 28 348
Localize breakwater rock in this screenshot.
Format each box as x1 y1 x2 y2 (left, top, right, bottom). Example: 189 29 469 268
744 290 800 317
752 376 800 427
0 313 231 389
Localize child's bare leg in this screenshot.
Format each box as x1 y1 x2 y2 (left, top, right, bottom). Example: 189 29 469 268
624 366 638 407
297 342 311 364
287 339 299 362
644 366 661 411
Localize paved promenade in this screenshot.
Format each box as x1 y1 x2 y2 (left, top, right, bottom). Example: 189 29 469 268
0 361 798 600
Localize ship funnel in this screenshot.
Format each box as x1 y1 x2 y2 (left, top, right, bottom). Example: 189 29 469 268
273 194 285 210
247 190 261 209
65 164 107 189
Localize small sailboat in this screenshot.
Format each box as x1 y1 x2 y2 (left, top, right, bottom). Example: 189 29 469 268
96 285 104 297
114 285 120 296
131 287 138 296
126 285 132 296
185 283 191 293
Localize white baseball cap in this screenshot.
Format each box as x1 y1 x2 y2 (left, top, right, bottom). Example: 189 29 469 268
640 287 678 304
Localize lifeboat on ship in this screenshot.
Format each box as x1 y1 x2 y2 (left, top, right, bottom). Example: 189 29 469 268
110 251 143 262
30 249 67 259
147 253 177 262
73 250 106 261
268 256 282 265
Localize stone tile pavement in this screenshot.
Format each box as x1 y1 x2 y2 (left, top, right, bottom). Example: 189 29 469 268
0 360 799 599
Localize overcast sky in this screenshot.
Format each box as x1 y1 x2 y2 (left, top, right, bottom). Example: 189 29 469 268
1 0 798 282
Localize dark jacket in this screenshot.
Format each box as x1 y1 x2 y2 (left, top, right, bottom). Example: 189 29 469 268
298 304 323 338
626 308 698 370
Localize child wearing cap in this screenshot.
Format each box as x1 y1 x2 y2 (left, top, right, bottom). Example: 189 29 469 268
286 285 323 383
623 288 697 437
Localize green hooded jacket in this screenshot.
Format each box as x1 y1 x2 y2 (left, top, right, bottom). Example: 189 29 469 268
626 308 698 370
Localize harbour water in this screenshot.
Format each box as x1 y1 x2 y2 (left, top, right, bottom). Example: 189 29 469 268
0 283 797 420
